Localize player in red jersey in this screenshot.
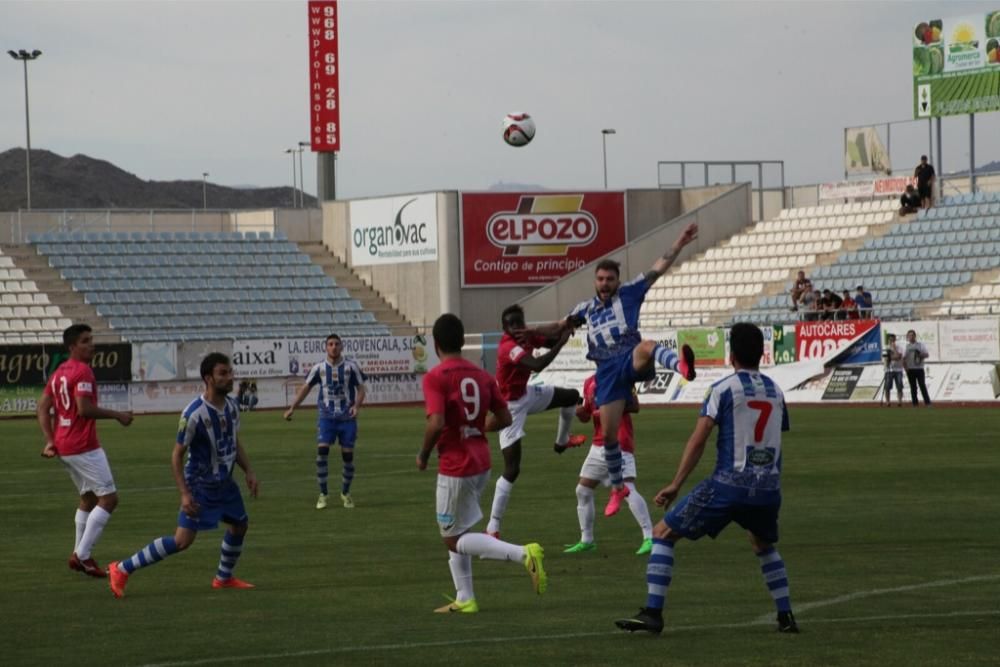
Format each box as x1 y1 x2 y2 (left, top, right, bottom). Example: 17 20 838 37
563 375 653 555
417 313 548 613
36 324 134 577
484 304 586 538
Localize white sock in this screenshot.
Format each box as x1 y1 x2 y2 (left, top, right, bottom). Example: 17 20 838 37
575 484 595 543
556 405 575 445
448 551 474 602
487 477 514 534
74 509 90 553
76 506 111 560
625 482 653 539
456 532 525 562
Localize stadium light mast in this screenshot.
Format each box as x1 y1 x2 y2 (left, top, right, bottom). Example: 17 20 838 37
8 49 42 210
285 148 299 208
297 141 310 207
202 172 209 210
601 128 616 189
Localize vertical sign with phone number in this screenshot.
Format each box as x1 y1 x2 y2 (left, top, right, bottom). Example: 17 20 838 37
308 1 340 151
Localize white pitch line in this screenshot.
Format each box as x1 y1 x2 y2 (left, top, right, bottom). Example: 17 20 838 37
752 574 1000 623
137 609 1000 667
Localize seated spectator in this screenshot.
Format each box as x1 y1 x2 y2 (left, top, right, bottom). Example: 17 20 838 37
821 289 843 320
789 270 812 311
855 285 873 318
840 290 859 320
898 185 921 216
801 289 821 321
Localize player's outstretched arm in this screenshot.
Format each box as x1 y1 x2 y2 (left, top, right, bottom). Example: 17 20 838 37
644 222 698 285
417 413 445 470
77 395 133 426
654 416 714 508
283 382 313 420
36 392 56 458
235 436 258 498
516 328 572 373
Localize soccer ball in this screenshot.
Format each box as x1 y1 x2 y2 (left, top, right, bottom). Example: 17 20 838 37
502 112 536 147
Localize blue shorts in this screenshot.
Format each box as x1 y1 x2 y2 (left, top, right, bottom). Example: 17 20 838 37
177 480 247 531
318 418 358 448
594 352 654 406
665 479 781 543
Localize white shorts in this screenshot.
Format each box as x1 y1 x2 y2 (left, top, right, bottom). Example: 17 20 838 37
435 471 489 537
579 446 637 487
60 448 117 497
499 384 556 449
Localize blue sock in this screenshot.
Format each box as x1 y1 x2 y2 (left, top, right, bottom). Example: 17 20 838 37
654 345 680 372
120 536 179 574
645 538 675 610
757 547 792 613
341 449 355 495
603 440 624 487
216 531 245 581
317 447 329 495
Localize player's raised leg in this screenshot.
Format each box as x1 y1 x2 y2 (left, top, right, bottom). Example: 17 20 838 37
633 339 696 382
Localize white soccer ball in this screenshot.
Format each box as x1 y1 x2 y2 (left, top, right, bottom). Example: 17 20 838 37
502 112 536 147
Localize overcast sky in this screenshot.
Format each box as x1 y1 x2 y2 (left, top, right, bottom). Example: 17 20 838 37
2 0 998 200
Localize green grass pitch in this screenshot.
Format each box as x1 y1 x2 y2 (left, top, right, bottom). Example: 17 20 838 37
4 405 999 666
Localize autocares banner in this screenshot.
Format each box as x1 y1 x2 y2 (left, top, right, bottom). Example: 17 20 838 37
795 320 881 363
460 192 626 287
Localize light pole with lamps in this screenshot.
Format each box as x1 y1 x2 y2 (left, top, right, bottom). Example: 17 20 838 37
202 172 209 210
297 141 310 207
285 148 299 208
8 49 42 210
601 128 616 189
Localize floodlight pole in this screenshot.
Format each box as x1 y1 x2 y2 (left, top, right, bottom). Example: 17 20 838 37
8 49 42 210
601 128 616 189
297 142 308 207
969 114 976 194
285 148 298 208
202 172 209 209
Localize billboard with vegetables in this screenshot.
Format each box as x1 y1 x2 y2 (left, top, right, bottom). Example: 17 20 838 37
912 11 1000 118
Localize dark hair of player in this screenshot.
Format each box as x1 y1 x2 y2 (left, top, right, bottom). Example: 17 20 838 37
432 314 465 354
729 322 764 369
200 352 232 383
595 259 620 277
326 333 341 343
501 304 524 328
63 323 92 348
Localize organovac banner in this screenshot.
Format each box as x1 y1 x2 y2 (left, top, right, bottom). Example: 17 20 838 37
349 194 438 265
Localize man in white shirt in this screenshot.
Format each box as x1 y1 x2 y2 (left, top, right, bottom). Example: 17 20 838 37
882 334 904 407
903 330 931 407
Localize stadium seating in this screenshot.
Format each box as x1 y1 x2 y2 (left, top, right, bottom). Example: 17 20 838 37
0 247 71 343
27 231 390 341
732 191 1000 325
641 199 897 328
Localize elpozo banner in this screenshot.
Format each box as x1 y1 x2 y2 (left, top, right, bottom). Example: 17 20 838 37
460 192 626 287
349 193 438 266
0 344 131 386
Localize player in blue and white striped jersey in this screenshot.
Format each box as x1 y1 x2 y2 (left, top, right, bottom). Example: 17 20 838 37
284 334 367 510
525 223 699 517
615 323 798 635
108 352 260 598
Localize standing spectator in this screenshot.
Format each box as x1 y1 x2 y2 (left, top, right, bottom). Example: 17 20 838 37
903 330 931 407
882 333 904 407
839 290 859 320
898 185 922 216
854 286 873 318
914 155 936 209
788 271 812 311
237 380 250 412
821 289 843 320
247 382 259 412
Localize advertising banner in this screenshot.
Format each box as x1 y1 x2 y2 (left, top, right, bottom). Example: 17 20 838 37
819 177 917 201
845 127 891 175
132 342 178 381
460 192 626 287
179 341 233 381
724 326 774 367
795 320 880 362
0 344 131 386
880 321 940 359
0 384 41 416
773 325 796 365
286 335 437 377
232 340 289 378
934 363 1000 400
821 367 864 400
913 11 1000 118
938 319 1000 362
678 328 726 367
308 0 340 150
130 380 205 414
98 383 131 412
363 373 425 404
349 194 438 265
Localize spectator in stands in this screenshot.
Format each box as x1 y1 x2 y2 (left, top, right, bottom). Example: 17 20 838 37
914 155 936 209
839 290 859 320
821 289 843 320
898 184 922 216
788 271 812 311
903 330 931 407
882 333 904 407
801 289 821 321
854 285 873 318
247 382 259 412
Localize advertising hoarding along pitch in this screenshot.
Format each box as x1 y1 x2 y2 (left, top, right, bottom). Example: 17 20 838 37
349 194 438 266
308 1 340 151
461 192 626 287
912 11 1000 118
